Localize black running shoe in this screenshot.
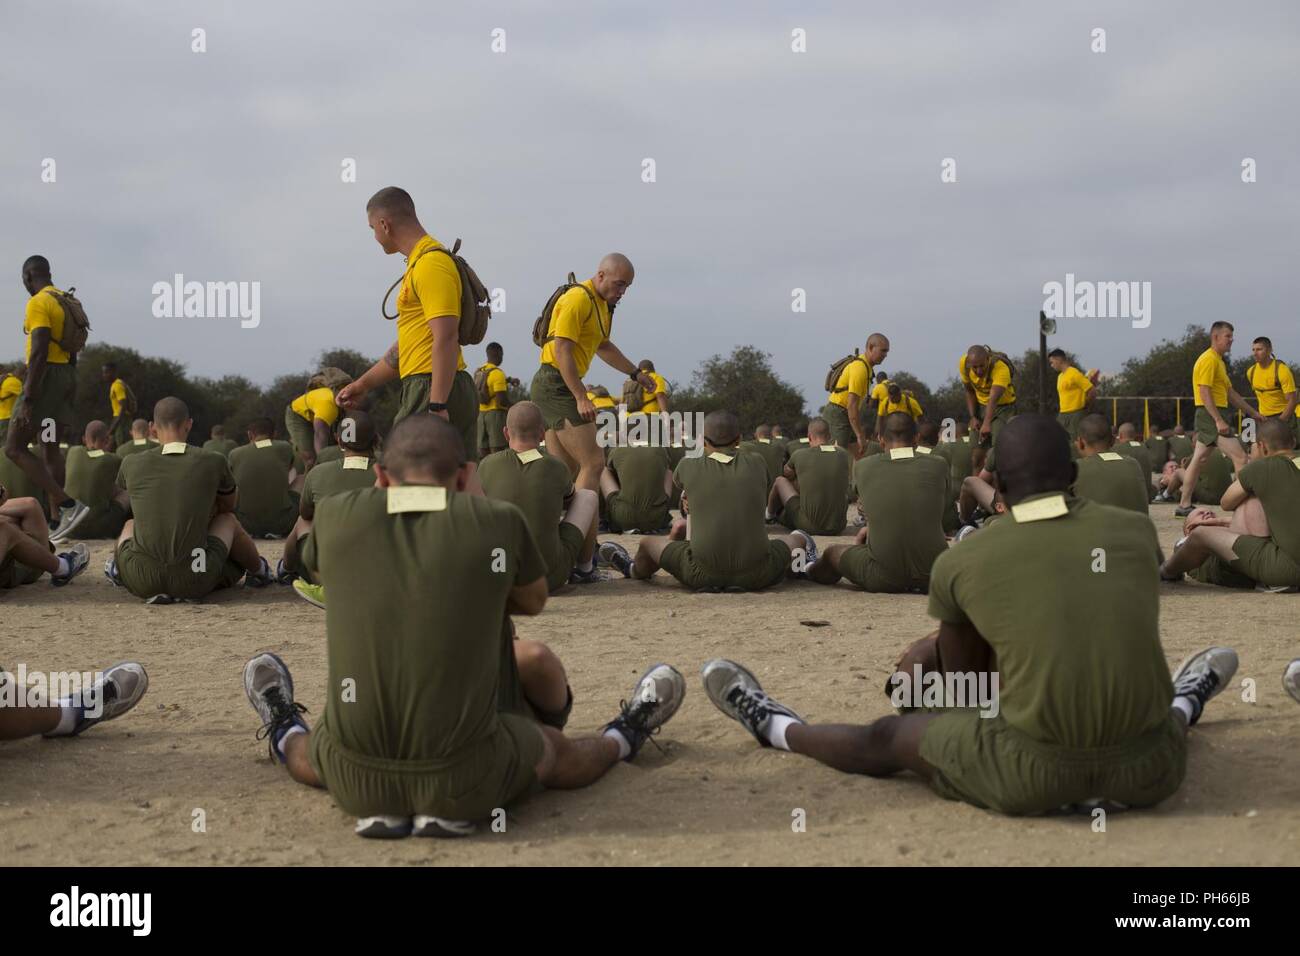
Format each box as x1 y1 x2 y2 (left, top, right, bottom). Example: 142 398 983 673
1171 646 1238 726
601 664 686 759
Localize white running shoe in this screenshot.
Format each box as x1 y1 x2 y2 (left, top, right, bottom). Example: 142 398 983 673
1171 646 1238 726
701 658 804 747
47 662 149 737
1283 659 1300 706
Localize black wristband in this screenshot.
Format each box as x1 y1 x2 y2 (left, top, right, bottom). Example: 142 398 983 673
427 401 448 413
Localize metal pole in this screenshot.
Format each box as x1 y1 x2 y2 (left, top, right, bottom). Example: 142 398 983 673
1038 311 1048 413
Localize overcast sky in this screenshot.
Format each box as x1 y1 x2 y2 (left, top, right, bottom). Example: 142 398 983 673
3 1 1297 409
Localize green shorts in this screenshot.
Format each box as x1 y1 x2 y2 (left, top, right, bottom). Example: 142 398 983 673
308 712 545 821
606 493 669 534
477 408 507 453
1194 406 1233 446
529 364 586 432
820 401 858 450
0 553 45 589
919 711 1187 815
546 521 586 592
109 417 132 448
395 371 479 463
837 543 928 593
1056 410 1086 441
659 538 791 591
283 407 317 462
981 403 1016 472
116 535 246 600
778 495 846 536
75 500 128 540
14 363 76 437
1198 534 1300 589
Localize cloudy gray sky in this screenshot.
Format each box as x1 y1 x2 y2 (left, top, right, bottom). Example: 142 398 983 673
3 1 1297 409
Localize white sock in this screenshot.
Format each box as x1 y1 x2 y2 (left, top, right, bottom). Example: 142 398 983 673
764 509 774 521
46 699 82 736
277 724 306 759
55 556 71 578
603 727 632 759
1171 696 1196 724
767 714 798 751
577 559 594 573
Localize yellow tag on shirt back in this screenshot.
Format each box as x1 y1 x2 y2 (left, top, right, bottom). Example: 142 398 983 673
708 452 735 463
758 438 771 444
87 449 105 458
134 438 147 445
342 456 370 470
820 444 838 453
1098 452 1123 461
1129 441 1142 447
916 446 932 454
255 439 273 449
161 442 187 455
889 447 915 460
517 449 543 463
387 485 447 513
1011 494 1069 523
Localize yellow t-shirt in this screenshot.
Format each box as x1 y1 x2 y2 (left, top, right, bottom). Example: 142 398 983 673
1246 360 1297 417
827 357 872 409
395 235 466 378
0 373 22 421
1192 348 1230 408
291 387 340 426
586 390 617 410
540 280 611 379
639 371 669 413
477 364 509 412
959 354 1016 406
1056 366 1094 414
881 394 923 420
109 378 129 417
24 285 71 365
870 381 890 415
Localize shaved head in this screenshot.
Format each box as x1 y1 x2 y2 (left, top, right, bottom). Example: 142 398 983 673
1116 422 1138 441
211 425 226 439
505 401 545 442
1078 413 1113 448
246 417 274 439
383 414 465 484
967 345 990 362
594 253 635 307
153 398 189 430
83 420 109 449
755 424 772 440
994 415 1074 503
917 422 940 447
1259 418 1296 451
881 411 916 445
598 252 634 277
366 186 417 223
130 418 150 438
807 417 831 442
703 410 740 448
338 409 376 452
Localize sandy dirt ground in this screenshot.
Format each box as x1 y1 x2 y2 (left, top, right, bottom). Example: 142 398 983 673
1 505 1297 867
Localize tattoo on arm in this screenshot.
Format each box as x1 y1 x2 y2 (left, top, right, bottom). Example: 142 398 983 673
384 343 400 369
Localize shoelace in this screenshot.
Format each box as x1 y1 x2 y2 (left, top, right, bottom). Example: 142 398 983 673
728 687 772 729
616 696 666 754
255 687 309 753
1174 668 1219 700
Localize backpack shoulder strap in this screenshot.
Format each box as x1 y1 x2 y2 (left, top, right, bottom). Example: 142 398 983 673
381 242 446 320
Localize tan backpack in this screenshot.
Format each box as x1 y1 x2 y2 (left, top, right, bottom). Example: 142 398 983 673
382 239 491 345
473 364 496 405
977 345 1017 382
533 273 608 348
622 378 647 411
825 354 867 393
307 367 353 396
45 287 91 354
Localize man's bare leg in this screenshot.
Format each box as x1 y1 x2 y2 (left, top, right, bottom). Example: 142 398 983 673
551 422 605 561
959 475 996 523
209 512 263 573
0 702 60 739
514 639 570 716
1162 498 1270 578
3 424 68 514
532 726 621 790
632 518 687 579
281 730 323 787
768 476 797 517
785 714 939 778
563 488 599 567
599 466 620 500
1177 441 1214 508
282 516 311 575
807 528 869 585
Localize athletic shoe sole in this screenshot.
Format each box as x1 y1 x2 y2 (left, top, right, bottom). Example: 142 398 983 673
292 579 325 609
1283 660 1300 706
412 816 477 838
355 816 412 839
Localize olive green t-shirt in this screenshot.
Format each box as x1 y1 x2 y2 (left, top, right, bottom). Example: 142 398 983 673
1195 450 1234 504
1168 434 1194 464
478 448 575 586
934 436 976 484
1072 453 1150 515
607 445 671 515
300 487 547 762
229 440 297 535
1115 440 1154 478
300 454 377 518
787 444 852 534
853 449 949 583
116 438 159 460
673 448 771 573
1238 455 1300 563
1144 435 1170 469
202 438 239 458
117 445 236 563
313 445 344 467
65 447 122 508
737 439 786 487
927 493 1171 749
